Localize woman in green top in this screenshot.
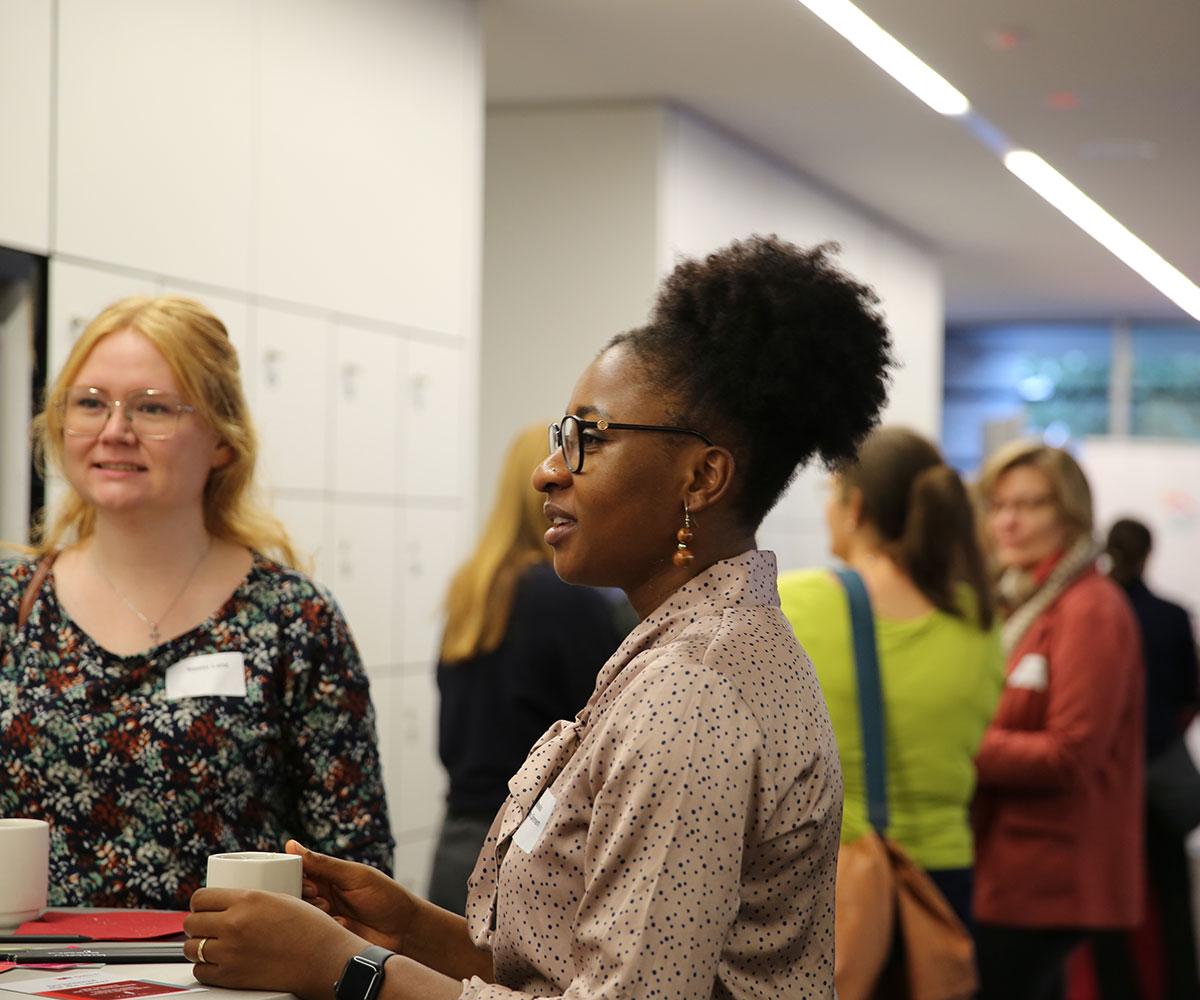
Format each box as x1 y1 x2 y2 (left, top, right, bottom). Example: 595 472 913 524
779 426 1003 930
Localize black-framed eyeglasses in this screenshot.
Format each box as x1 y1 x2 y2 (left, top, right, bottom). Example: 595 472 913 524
548 414 714 474
60 387 196 441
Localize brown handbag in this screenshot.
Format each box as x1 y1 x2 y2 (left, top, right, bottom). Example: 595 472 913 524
833 569 977 1000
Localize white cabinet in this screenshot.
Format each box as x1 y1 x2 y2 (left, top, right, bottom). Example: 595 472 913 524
270 494 331 587
55 0 255 289
254 0 480 333
0 0 52 252
393 835 438 895
395 670 446 837
47 261 156 385
402 341 465 498
253 306 330 494
397 506 464 667
332 500 396 671
158 284 253 398
334 323 401 496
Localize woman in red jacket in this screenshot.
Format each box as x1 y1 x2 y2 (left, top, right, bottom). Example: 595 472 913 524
972 441 1144 1000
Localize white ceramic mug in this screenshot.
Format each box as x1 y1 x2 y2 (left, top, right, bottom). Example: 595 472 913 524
205 851 303 897
0 818 50 930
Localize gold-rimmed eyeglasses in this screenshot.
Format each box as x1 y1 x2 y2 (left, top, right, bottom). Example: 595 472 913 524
60 387 196 441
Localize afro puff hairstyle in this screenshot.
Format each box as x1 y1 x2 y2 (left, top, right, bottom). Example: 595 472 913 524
608 235 895 527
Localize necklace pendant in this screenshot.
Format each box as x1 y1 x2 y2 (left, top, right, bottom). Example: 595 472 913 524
149 624 161 645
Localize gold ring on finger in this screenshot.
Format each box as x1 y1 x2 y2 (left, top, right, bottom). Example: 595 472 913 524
196 937 209 964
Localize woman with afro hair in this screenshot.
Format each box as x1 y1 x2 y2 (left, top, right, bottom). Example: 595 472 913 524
182 236 895 1000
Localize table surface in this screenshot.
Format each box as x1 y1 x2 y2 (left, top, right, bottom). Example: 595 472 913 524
0 960 296 1000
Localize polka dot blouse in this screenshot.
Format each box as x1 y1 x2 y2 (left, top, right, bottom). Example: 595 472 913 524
460 550 843 999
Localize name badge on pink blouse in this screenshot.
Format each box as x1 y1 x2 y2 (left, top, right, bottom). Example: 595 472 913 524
512 789 557 853
165 652 248 700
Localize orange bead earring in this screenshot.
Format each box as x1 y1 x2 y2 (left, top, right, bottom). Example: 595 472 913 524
673 503 695 567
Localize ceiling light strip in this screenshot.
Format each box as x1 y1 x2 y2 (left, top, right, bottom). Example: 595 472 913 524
794 0 969 116
1005 151 1200 321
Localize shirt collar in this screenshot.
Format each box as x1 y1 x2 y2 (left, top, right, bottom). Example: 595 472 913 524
587 549 779 705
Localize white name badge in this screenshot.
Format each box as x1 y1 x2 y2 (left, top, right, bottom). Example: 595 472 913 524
512 789 557 854
165 651 248 700
1008 652 1049 691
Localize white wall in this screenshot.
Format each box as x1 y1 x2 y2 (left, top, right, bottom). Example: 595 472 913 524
0 0 52 254
480 104 662 509
3 0 483 893
660 109 944 573
482 102 944 574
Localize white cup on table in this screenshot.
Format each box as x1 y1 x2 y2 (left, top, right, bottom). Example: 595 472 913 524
205 851 303 897
0 818 50 930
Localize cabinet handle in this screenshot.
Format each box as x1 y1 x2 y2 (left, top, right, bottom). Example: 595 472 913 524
411 373 429 411
264 349 284 387
342 363 360 401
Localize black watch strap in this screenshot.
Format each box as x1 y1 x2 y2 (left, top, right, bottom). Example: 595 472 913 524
334 945 395 1000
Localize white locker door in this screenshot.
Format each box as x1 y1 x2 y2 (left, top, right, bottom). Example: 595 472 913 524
253 307 331 494
334 323 400 497
270 494 331 587
401 341 465 499
396 670 446 838
158 284 254 405
47 261 156 387
331 500 396 671
397 506 464 668
55 0 255 289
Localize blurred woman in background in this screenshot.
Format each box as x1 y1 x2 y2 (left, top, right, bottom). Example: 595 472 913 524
0 295 392 908
972 441 1143 1000
1106 517 1200 1000
428 423 625 915
780 426 1003 931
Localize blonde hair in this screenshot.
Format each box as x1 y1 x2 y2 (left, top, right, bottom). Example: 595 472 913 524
32 294 300 566
440 423 553 663
976 439 1094 547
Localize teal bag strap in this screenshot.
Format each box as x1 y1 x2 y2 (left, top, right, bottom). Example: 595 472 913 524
834 567 889 834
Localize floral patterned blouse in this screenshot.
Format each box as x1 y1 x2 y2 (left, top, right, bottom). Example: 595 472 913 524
0 553 393 909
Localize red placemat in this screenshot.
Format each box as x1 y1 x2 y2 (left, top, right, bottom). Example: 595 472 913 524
0 962 15 974
14 911 186 941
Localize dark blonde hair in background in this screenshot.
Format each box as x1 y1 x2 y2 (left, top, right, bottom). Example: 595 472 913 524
32 294 300 566
839 426 994 629
976 439 1094 549
440 423 553 663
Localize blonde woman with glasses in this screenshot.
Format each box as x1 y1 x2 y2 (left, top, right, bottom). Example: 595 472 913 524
0 295 393 909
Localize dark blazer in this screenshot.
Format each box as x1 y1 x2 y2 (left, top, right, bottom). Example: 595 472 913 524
437 564 624 818
974 568 1144 929
1122 578 1199 758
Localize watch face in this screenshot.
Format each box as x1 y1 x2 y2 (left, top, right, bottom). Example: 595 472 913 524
339 957 381 1000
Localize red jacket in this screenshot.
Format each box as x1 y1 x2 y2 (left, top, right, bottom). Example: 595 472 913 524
973 567 1144 928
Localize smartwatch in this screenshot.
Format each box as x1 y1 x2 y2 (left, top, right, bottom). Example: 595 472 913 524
334 945 395 1000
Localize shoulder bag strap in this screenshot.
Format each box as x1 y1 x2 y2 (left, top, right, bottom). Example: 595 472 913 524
834 567 889 835
18 552 59 630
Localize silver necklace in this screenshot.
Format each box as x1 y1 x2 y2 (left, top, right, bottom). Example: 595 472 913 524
91 541 212 646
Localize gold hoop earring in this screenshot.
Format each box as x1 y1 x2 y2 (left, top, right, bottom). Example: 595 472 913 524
673 503 695 567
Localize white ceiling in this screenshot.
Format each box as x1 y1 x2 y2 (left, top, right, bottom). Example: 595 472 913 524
484 0 1200 323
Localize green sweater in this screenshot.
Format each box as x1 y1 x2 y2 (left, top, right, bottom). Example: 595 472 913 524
778 568 1003 871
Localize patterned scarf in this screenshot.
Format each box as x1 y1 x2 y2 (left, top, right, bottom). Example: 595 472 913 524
999 535 1103 655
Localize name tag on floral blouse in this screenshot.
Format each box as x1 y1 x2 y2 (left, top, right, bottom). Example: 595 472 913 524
512 789 557 853
165 651 248 700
